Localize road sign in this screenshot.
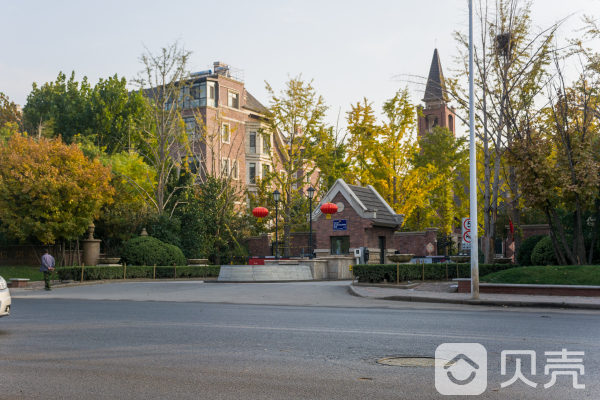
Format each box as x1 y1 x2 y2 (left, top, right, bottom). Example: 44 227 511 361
462 217 471 250
463 218 471 231
349 265 353 271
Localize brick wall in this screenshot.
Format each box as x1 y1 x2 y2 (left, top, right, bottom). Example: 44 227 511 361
246 232 316 257
505 224 550 261
247 233 271 257
394 228 439 257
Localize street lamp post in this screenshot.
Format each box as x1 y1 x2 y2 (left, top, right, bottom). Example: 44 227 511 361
307 187 315 259
469 0 479 299
273 190 280 260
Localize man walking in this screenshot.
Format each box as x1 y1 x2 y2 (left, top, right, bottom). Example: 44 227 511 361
40 249 55 291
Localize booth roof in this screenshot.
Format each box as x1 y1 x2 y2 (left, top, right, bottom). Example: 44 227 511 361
347 184 399 227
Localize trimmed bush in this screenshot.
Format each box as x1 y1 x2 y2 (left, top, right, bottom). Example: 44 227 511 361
56 265 221 282
517 235 547 266
352 263 516 284
120 236 187 266
531 236 558 266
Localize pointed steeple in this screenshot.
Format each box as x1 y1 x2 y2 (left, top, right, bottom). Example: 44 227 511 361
422 49 448 103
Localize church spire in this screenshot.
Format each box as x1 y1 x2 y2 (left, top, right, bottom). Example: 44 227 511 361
422 49 448 103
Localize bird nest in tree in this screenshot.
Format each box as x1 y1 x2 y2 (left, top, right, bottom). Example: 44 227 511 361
495 32 514 56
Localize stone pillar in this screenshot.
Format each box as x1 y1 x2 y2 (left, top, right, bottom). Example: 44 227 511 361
81 223 101 266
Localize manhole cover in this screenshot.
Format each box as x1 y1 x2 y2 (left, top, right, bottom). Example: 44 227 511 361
377 357 452 367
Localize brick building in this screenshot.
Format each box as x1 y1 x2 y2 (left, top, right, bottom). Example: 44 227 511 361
173 62 320 201
417 49 457 137
311 179 405 263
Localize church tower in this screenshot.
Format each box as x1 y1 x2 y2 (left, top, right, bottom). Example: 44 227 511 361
417 49 456 137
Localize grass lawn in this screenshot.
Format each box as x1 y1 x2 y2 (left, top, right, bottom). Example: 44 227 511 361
481 265 600 286
0 266 45 281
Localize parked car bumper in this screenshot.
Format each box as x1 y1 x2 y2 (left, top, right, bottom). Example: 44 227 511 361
0 288 11 317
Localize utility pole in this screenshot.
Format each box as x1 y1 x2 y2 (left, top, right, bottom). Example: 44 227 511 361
469 0 479 299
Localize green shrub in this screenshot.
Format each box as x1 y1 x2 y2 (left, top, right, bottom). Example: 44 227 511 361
352 263 516 283
120 236 187 266
517 235 547 266
55 265 221 282
531 236 558 266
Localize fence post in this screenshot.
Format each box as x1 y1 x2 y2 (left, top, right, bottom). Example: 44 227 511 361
446 261 448 281
124 263 126 280
422 261 425 281
81 263 85 282
457 264 459 279
153 264 156 279
396 262 399 285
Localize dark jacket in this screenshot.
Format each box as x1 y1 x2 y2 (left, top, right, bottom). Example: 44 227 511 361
39 254 55 272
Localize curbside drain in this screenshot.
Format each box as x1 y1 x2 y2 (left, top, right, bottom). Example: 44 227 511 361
377 357 453 368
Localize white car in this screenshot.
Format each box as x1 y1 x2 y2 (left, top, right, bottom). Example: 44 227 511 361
0 276 11 318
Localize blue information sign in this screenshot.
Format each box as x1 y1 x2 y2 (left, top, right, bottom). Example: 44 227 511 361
333 219 347 231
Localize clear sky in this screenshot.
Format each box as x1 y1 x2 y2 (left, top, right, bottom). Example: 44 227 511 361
1 0 598 136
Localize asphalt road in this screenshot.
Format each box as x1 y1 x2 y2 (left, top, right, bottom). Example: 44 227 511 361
1 282 599 399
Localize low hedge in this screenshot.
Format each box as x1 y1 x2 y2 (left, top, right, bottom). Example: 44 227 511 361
352 263 517 283
56 265 221 282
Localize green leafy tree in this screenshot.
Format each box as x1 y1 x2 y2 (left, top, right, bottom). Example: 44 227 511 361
412 126 469 235
263 76 328 255
0 135 114 261
22 72 146 152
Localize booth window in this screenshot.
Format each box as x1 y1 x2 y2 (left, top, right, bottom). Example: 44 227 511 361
331 236 350 255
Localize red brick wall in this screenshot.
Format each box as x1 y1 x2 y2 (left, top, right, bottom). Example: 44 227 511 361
246 232 316 257
394 228 438 257
505 224 550 261
247 234 271 257
417 104 456 137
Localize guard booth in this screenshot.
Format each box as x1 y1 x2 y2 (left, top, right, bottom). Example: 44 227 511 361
312 179 404 267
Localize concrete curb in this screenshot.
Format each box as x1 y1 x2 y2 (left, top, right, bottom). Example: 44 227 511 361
352 282 421 289
348 284 600 310
24 278 217 290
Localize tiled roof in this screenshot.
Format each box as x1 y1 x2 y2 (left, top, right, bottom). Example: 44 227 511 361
423 49 449 103
244 91 269 114
347 185 399 227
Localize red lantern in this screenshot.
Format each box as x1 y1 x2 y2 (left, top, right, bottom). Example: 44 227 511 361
252 207 269 222
320 202 338 220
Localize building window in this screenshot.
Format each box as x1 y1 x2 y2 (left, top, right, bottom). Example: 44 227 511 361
262 135 269 154
249 163 256 184
231 159 238 180
207 82 216 107
184 117 196 136
228 91 239 109
222 158 229 177
262 164 270 179
222 123 230 143
448 115 453 133
331 236 350 255
249 132 256 153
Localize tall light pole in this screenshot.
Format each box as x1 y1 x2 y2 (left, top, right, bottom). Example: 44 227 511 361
307 187 315 259
273 190 280 260
469 0 479 299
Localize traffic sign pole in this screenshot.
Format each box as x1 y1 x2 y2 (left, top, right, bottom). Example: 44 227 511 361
469 0 479 300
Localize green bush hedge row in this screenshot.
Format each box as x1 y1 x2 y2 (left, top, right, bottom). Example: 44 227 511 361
352 263 517 283
55 265 221 282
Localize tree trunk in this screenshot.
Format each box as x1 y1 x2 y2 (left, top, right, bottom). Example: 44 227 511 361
588 198 600 264
76 238 81 265
283 192 292 257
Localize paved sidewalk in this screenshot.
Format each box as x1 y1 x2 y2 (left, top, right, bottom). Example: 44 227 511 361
350 284 600 310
